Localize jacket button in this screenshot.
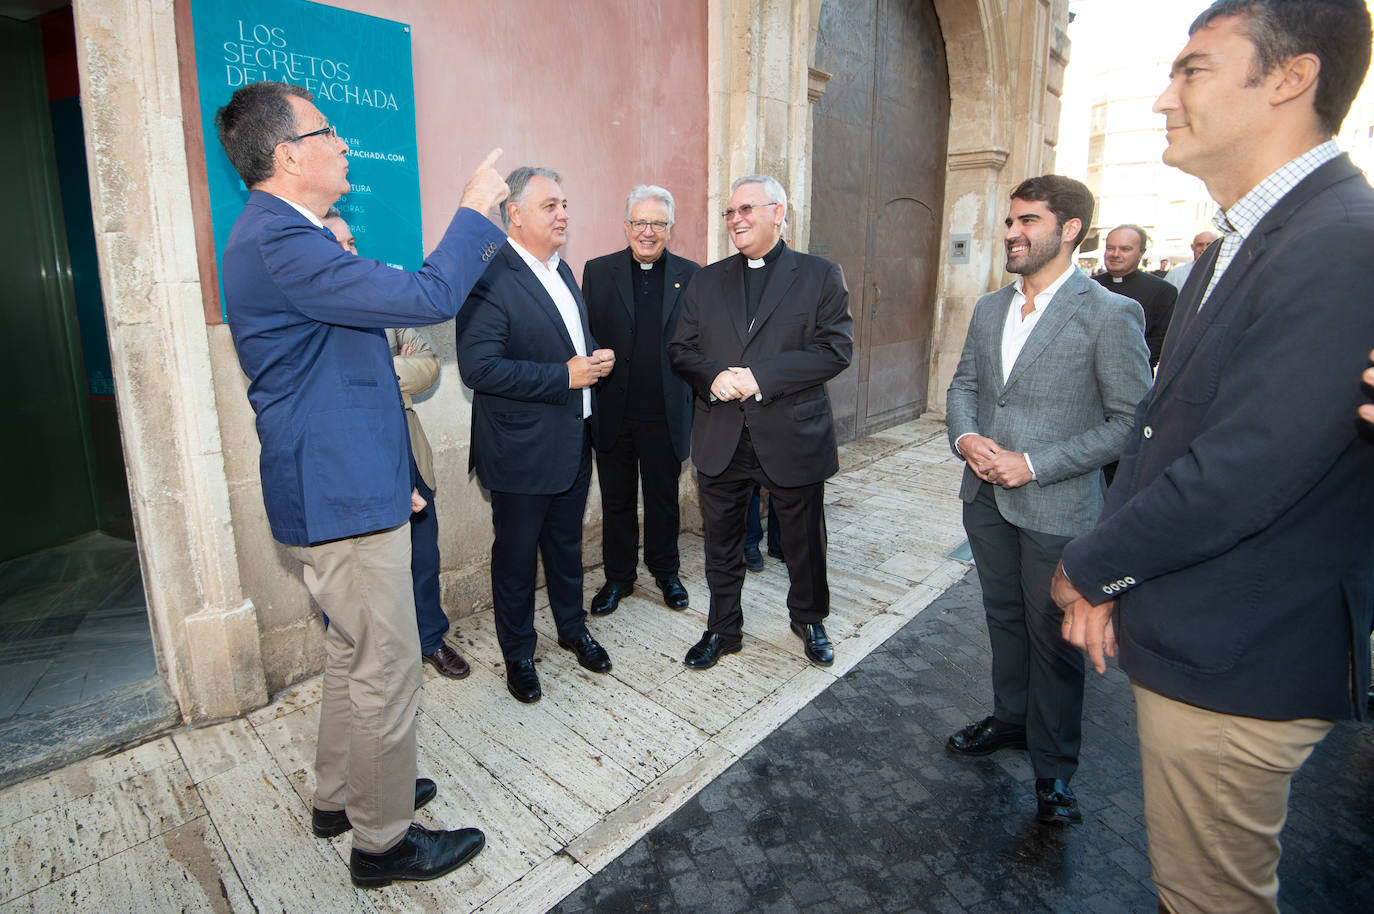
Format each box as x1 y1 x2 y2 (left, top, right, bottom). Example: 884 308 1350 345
1143 426 1153 439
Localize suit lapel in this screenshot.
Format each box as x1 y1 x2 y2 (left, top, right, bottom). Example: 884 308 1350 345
505 244 577 353
720 255 749 343
746 248 799 341
613 249 634 328
663 253 691 334
1151 154 1361 406
1001 275 1085 393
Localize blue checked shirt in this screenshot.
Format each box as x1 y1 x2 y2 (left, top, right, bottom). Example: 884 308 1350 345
1200 140 1342 310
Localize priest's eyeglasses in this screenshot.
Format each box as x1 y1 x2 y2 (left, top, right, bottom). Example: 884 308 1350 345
722 201 779 220
627 220 670 234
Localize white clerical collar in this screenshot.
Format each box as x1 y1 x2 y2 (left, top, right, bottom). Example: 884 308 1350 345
747 257 765 268
639 261 654 270
270 193 324 228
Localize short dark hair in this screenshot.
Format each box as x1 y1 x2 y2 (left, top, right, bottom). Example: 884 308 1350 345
503 166 562 229
1008 175 1095 248
214 81 313 188
1109 223 1149 249
1191 0 1372 135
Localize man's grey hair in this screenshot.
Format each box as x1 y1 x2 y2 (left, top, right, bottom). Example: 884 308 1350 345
625 185 676 225
731 174 788 211
1110 223 1150 249
503 166 562 229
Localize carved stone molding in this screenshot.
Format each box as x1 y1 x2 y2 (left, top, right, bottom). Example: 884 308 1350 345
807 66 832 102
947 147 1011 172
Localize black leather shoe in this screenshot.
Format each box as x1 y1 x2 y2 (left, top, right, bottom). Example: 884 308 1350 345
683 631 742 670
313 778 438 838
557 632 612 673
744 545 764 572
946 716 1027 756
422 643 471 679
590 581 633 616
506 658 541 703
350 823 485 888
767 546 785 561
656 575 689 610
789 621 834 667
1035 778 1083 825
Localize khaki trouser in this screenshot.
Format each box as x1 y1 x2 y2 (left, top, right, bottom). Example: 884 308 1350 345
1133 683 1332 914
290 522 421 853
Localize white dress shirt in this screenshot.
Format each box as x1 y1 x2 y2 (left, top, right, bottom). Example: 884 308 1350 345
508 238 591 418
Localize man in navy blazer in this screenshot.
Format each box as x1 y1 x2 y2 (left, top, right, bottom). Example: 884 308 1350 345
1054 3 1374 910
584 185 701 618
215 81 507 888
456 167 616 704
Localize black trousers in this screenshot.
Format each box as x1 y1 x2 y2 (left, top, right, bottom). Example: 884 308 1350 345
963 481 1084 782
489 429 592 662
697 429 828 639
595 418 682 584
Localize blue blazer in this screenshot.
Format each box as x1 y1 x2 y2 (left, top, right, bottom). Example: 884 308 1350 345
222 191 504 545
1061 155 1374 721
455 242 599 495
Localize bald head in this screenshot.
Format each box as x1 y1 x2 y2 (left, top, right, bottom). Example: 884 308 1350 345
1190 231 1218 260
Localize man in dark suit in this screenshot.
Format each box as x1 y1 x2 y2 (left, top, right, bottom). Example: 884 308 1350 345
1055 3 1374 910
456 166 616 705
945 176 1152 825
667 174 853 670
215 81 507 888
584 185 700 617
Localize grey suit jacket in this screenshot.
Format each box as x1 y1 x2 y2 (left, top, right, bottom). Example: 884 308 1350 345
946 268 1151 537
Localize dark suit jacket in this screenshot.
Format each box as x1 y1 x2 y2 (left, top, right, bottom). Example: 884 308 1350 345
455 242 599 495
584 248 700 461
221 191 503 545
667 246 853 488
1060 154 1374 721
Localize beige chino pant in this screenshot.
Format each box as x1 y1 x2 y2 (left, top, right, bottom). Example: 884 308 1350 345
290 522 422 854
1133 683 1332 914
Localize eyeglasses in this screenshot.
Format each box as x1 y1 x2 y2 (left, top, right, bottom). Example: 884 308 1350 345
722 201 779 221
626 220 670 234
283 124 338 143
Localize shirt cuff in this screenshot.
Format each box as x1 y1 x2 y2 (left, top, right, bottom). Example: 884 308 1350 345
1023 452 1036 479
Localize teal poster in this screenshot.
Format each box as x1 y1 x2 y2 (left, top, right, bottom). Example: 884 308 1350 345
190 0 421 318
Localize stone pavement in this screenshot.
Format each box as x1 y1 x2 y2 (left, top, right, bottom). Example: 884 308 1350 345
553 570 1374 914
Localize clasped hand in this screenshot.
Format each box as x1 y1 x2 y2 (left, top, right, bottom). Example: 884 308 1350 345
710 366 760 401
956 434 1032 488
568 349 616 388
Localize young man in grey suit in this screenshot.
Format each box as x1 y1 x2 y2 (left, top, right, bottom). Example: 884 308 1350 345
1057 2 1374 909
945 175 1151 825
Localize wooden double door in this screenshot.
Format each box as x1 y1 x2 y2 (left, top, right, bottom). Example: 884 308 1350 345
810 0 949 441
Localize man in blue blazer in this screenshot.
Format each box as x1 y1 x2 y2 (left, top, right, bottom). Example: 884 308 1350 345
1055 3 1374 910
456 167 616 704
215 81 508 888
945 175 1151 826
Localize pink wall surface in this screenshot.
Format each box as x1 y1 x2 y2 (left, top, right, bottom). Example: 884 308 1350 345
328 0 710 278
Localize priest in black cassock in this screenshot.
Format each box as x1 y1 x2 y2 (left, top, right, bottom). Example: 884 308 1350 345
1094 224 1177 369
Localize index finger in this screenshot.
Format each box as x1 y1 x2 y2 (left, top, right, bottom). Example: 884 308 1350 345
477 147 503 170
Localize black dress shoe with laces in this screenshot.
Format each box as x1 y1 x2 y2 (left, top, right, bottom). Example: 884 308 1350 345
683 631 742 670
656 575 689 610
789 621 834 667
557 632 613 673
590 581 634 616
421 643 471 679
506 658 542 703
313 778 438 838
350 823 485 888
1035 778 1083 825
946 715 1028 756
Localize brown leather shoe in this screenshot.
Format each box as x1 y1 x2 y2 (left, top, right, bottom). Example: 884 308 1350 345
422 643 471 679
